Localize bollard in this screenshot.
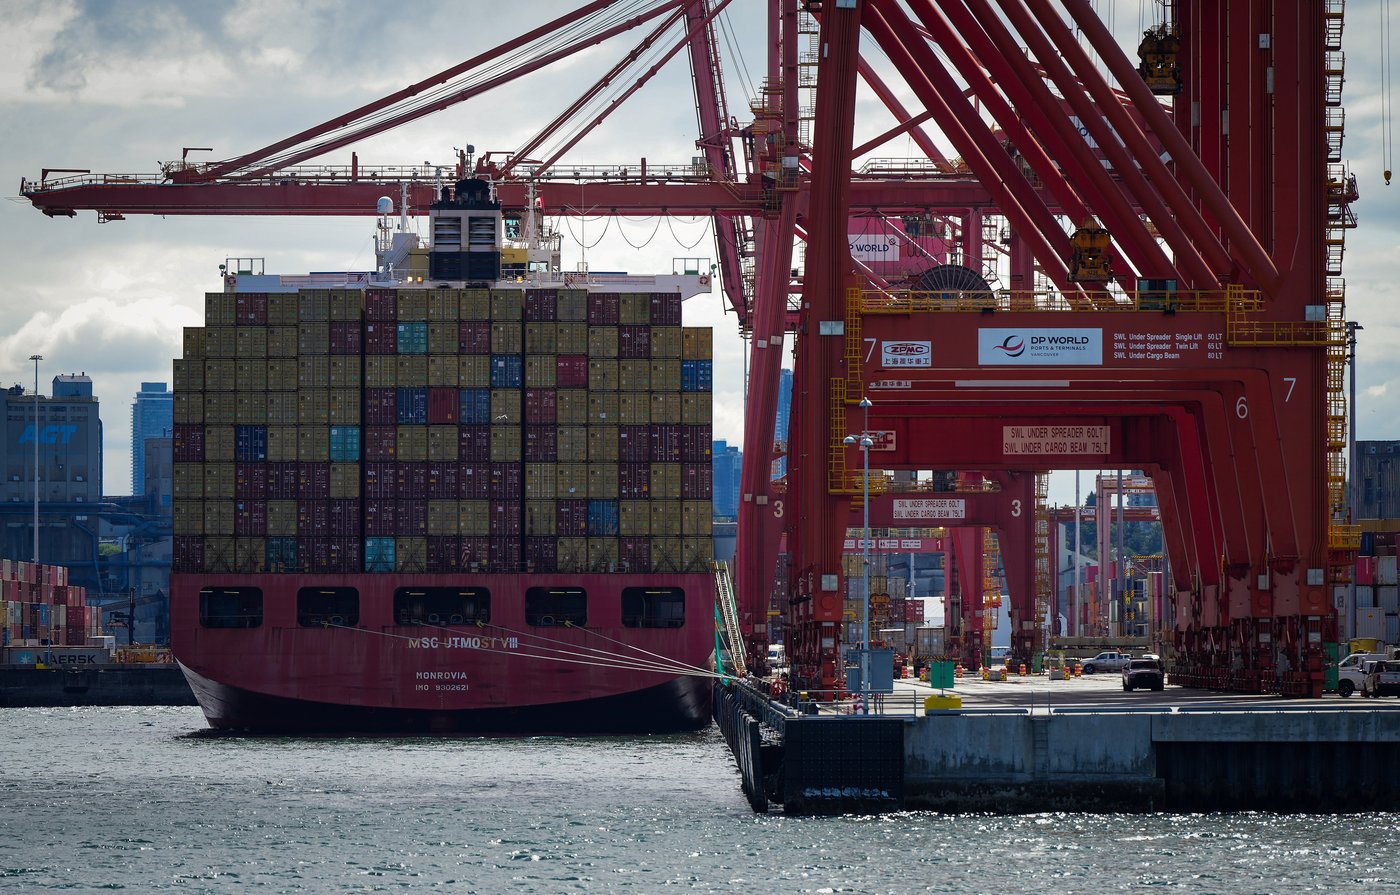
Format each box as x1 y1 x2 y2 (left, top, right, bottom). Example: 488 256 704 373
1019 663 1027 677
981 666 989 680
954 664 964 679
1073 663 1082 678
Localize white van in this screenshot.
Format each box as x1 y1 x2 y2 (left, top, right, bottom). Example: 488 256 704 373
767 644 785 668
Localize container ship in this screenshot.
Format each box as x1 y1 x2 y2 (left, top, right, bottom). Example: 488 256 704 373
170 176 718 734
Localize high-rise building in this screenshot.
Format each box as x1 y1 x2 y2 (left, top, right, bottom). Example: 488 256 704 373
773 368 793 479
131 382 172 496
711 439 742 518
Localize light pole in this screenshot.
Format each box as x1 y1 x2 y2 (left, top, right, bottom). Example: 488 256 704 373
843 396 874 714
1347 321 1362 643
29 354 41 564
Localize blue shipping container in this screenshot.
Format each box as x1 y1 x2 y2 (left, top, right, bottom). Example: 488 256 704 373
266 537 298 568
396 322 428 354
490 355 524 388
329 426 361 462
235 425 268 461
680 360 713 392
365 537 396 572
397 388 428 424
587 499 620 536
459 388 493 424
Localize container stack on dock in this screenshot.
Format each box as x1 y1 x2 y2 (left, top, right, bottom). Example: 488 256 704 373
171 287 714 576
0 560 96 647
1355 532 1400 644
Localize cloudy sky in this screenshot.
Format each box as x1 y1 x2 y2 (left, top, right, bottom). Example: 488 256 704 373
2 1 1396 508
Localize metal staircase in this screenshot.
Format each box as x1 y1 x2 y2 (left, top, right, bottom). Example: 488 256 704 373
714 561 748 677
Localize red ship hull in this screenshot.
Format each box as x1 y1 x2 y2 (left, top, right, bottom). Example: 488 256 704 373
172 571 717 734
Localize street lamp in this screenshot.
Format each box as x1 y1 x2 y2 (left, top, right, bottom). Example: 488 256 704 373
29 354 41 564
843 396 874 714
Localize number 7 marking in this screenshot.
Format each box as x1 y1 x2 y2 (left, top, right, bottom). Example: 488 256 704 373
1283 377 1296 401
865 337 877 363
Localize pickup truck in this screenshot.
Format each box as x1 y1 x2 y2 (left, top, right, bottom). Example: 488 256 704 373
1335 650 1397 697
1363 660 1400 698
1078 651 1132 674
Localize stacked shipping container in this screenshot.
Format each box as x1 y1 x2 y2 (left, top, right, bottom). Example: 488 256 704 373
0 559 96 647
172 287 714 576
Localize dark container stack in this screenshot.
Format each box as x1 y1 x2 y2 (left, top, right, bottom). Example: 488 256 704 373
172 286 713 575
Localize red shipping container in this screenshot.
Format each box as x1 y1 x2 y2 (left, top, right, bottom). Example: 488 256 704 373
428 387 460 424
525 289 557 322
365 426 398 460
236 292 268 326
556 355 589 388
489 537 521 571
650 424 682 462
236 463 269 499
681 425 712 463
297 462 331 499
329 499 360 536
298 500 331 537
620 536 650 572
619 325 652 359
459 426 491 462
428 536 462 572
329 537 361 573
173 536 204 573
459 464 491 499
490 463 522 499
299 537 331 573
366 289 397 321
1357 555 1377 586
681 462 712 499
268 462 299 499
395 462 429 499
365 388 398 425
461 536 491 568
329 321 363 355
588 292 620 325
174 425 205 462
364 462 393 499
525 389 557 424
524 426 558 462
490 502 523 537
650 292 682 325
620 463 651 499
557 500 589 537
364 322 397 355
526 537 557 572
396 500 428 536
459 321 491 354
619 426 650 463
427 461 459 498
365 498 395 535
235 501 267 536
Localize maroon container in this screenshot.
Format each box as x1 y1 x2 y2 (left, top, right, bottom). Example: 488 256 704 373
268 461 299 499
588 292 620 325
235 463 268 500
681 425 712 463
524 426 557 462
556 355 589 389
174 425 205 462
427 536 462 572
650 292 682 325
300 537 332 573
397 500 428 536
619 325 651 359
329 321 363 355
329 499 360 537
526 537 557 572
329 537 361 573
620 463 651 499
365 498 395 535
459 426 491 463
235 500 267 537
525 389 557 424
489 462 522 499
489 537 521 571
650 424 682 462
173 536 204 573
365 289 397 322
427 461 459 498
428 387 460 424
620 536 651 572
297 462 331 499
556 500 589 537
298 500 330 537
682 462 713 499
236 292 268 326
459 463 490 499
364 323 397 355
525 289 557 322
365 426 398 461
365 388 398 425
362 462 389 499
461 536 491 568
619 426 650 463
395 462 429 499
459 321 491 354
489 502 522 538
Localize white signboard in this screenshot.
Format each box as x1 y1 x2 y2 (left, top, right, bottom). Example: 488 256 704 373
1002 425 1111 455
892 498 967 521
849 234 901 262
869 379 912 390
869 430 897 452
978 328 1104 365
881 340 932 368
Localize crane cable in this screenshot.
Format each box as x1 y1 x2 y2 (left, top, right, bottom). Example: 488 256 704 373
1384 0 1394 184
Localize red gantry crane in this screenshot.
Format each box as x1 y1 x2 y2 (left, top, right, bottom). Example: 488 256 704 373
23 0 1360 696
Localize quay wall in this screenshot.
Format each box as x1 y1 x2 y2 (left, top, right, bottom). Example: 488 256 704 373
0 667 196 707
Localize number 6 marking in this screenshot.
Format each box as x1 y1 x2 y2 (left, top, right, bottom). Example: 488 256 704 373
1235 396 1248 419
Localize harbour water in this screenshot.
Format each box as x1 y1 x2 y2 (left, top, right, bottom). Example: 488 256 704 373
1 706 1397 893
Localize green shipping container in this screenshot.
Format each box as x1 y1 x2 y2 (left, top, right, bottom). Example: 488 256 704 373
428 426 459 461
204 427 236 461
235 327 268 358
298 390 330 425
525 323 558 354
365 356 396 388
619 393 650 425
268 293 299 326
557 426 588 462
588 327 619 358
427 356 457 387
330 463 360 499
397 426 429 462
206 293 237 326
235 392 268 425
525 463 557 500
268 500 297 536
267 393 299 425
298 426 330 461
525 500 556 535
460 288 490 320
183 326 208 361
268 358 300 391
204 358 236 390
298 322 329 355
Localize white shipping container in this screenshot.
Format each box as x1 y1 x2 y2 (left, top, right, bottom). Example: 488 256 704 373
1356 586 1375 608
1378 554 1398 586
1388 613 1399 645
1381 586 1400 613
1357 608 1385 640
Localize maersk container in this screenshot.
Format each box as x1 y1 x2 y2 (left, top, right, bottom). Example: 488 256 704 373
681 359 713 392
491 355 524 388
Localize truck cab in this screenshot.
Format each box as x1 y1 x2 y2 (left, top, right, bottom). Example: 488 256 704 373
1079 651 1132 674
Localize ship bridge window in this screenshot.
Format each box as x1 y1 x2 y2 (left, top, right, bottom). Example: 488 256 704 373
199 587 263 629
622 587 685 629
393 587 490 626
525 587 587 627
297 587 360 628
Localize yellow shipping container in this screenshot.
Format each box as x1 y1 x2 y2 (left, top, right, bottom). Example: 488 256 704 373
173 359 204 392
682 327 713 359
651 326 682 358
396 355 428 386
682 500 712 537
588 326 619 357
620 500 651 536
298 426 330 461
267 500 298 536
397 290 429 321
459 500 490 537
267 392 299 425
649 392 681 424
525 463 557 500
588 392 619 424
491 322 523 354
491 389 521 424
204 427 236 462
588 359 618 391
428 322 457 355
460 355 490 388
298 390 330 424
267 358 300 391
588 463 619 499
681 392 711 425
618 360 650 391
525 500 556 535
557 537 588 572
173 392 204 425
205 326 237 357
525 322 558 355
619 393 650 425
173 463 203 500
557 463 589 498
173 501 204 535
557 289 587 321
651 536 684 572
588 426 619 463
588 538 619 572
460 288 490 320
268 293 299 326
330 463 360 499
183 327 207 361
650 499 682 537
427 355 457 387
650 463 681 500
491 289 523 321
620 293 650 324
557 426 588 462
205 499 235 536
556 390 589 425
329 357 361 389
204 393 237 424
427 500 459 535
365 356 396 388
235 392 268 425
328 389 360 425
491 426 522 462
556 322 589 354
298 322 329 355
236 327 268 358
204 358 236 390
428 289 459 322
428 426 459 461
396 537 428 572
649 359 681 391
397 426 429 461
